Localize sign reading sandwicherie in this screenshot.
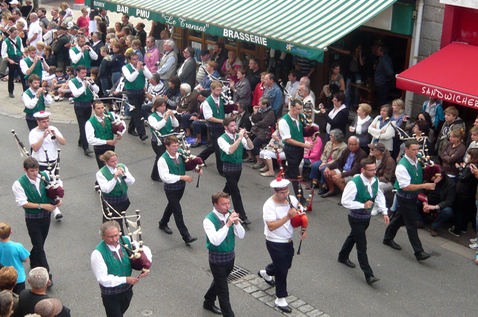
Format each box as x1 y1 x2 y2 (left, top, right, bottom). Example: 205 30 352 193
422 86 478 109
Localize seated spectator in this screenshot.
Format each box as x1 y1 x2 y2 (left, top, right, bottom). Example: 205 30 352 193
0 267 19 312
422 97 444 131
397 120 434 161
249 97 276 170
368 142 395 216
54 66 74 101
42 46 56 67
163 76 181 110
321 136 367 198
131 39 143 62
140 73 165 120
350 103 373 155
177 83 198 131
368 104 395 152
221 50 242 84
440 128 466 181
0 290 13 317
258 121 285 177
51 68 66 100
0 223 29 295
300 131 323 177
419 165 455 237
41 66 56 90
318 92 348 140
436 106 465 157
36 42 45 58
196 61 220 92
448 148 478 237
188 90 210 148
311 129 347 194
400 111 435 143
12 267 71 317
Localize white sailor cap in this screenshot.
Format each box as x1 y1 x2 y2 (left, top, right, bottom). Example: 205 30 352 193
33 111 51 119
270 178 290 190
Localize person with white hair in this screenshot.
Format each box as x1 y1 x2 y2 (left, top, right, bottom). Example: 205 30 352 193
156 39 177 87
177 83 198 135
26 13 42 47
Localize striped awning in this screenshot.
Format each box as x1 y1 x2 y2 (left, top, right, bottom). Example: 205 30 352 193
87 0 396 62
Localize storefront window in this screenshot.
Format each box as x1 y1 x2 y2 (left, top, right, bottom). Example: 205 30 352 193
189 30 202 39
242 42 256 51
224 37 237 47
207 34 218 42
190 41 203 62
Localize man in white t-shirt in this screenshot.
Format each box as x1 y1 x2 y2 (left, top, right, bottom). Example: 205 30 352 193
27 13 42 47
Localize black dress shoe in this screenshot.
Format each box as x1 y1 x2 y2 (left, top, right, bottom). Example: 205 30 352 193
415 251 432 261
338 258 356 268
158 223 172 234
151 176 163 182
366 276 380 285
140 134 148 141
258 271 275 286
184 235 197 244
383 239 402 250
241 218 251 225
317 187 329 195
84 148 93 156
190 141 201 148
203 303 222 315
128 130 138 136
276 305 292 313
321 191 337 198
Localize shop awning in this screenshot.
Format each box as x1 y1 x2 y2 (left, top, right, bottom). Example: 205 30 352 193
87 0 396 62
396 42 478 110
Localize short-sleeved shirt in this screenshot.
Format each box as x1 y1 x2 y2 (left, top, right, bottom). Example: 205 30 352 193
263 195 298 240
0 241 30 283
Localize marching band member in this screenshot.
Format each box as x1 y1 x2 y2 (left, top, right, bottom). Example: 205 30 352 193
22 74 53 130
29 111 66 220
86 100 125 169
96 151 135 227
20 45 50 81
12 157 63 285
69 65 99 156
69 35 98 70
157 136 200 245
148 98 179 182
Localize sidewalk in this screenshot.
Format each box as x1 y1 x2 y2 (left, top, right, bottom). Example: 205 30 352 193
1 0 152 124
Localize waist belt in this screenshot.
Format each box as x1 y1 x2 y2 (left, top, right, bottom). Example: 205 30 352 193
266 237 292 243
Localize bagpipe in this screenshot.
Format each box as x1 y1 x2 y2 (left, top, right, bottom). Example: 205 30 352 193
391 122 435 168
206 72 236 108
95 186 152 273
104 111 126 135
287 195 308 255
11 129 30 157
40 149 65 203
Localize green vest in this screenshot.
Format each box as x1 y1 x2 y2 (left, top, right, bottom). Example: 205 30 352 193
23 89 45 114
124 63 145 91
394 156 423 194
89 113 114 140
150 112 173 135
206 96 225 119
5 37 22 58
71 46 91 68
161 151 186 176
95 240 132 280
220 134 243 164
100 164 128 197
17 172 50 214
282 113 304 143
71 77 93 102
23 57 43 80
205 211 235 252
351 175 379 209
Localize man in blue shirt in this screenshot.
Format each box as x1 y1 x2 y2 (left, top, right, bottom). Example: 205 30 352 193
262 73 282 116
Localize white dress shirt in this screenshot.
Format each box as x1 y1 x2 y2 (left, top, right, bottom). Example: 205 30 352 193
69 44 98 64
202 95 221 120
341 174 388 215
396 154 419 189
68 76 99 97
278 114 300 141
217 131 252 154
203 208 245 246
121 64 152 84
96 165 135 194
157 151 182 184
12 175 43 207
22 88 53 110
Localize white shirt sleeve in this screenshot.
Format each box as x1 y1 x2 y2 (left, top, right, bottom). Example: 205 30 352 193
203 101 213 120
91 249 127 287
69 79 86 97
1 41 7 59
217 137 231 154
203 214 244 246
158 156 181 183
12 180 29 207
69 47 81 64
142 65 152 80
148 114 166 130
278 118 291 140
20 59 29 75
395 164 411 189
122 64 138 82
86 120 107 146
89 47 98 61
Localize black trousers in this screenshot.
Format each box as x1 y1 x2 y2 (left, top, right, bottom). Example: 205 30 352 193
198 128 223 174
94 145 115 169
339 215 373 278
223 169 247 221
151 141 166 180
7 61 27 94
204 259 235 317
74 105 92 150
26 217 51 272
26 118 38 131
101 287 133 317
265 240 294 298
160 187 190 239
127 93 146 137
283 144 304 201
384 195 424 254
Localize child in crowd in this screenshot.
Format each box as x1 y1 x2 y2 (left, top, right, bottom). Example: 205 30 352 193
0 222 30 294
51 67 67 101
42 66 57 91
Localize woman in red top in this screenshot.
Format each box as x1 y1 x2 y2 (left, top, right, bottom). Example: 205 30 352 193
251 72 267 107
76 7 90 36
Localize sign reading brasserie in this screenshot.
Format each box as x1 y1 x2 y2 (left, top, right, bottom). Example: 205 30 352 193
422 86 478 109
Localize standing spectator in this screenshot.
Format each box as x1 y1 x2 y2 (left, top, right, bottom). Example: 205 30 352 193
250 97 276 172
42 22 57 47
131 40 143 62
435 106 465 158
282 69 300 111
76 7 89 37
374 46 394 107
0 223 30 294
50 7 59 25
422 97 444 131
211 42 227 71
368 104 395 152
90 32 104 68
440 128 466 181
230 67 251 111
156 39 177 87
148 21 165 40
295 56 316 79
319 92 348 140
52 25 70 71
247 57 262 91
135 22 146 47
108 42 125 87
99 8 109 27
2 26 26 98
350 103 373 154
177 46 196 90
196 49 211 86
262 73 283 116
120 14 134 35
19 0 32 18
144 36 160 73
203 192 244 317
36 7 49 33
